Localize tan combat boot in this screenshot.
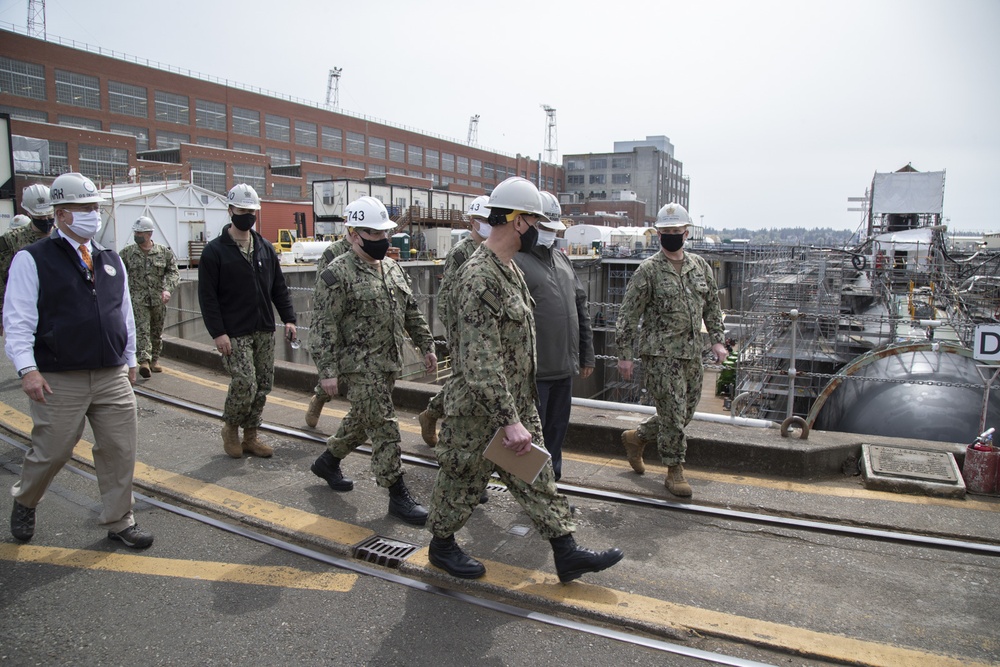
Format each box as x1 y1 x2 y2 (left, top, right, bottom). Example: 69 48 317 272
150 359 163 373
139 361 151 379
221 423 242 458
418 410 438 447
241 427 274 458
621 430 647 474
305 394 325 428
665 464 692 497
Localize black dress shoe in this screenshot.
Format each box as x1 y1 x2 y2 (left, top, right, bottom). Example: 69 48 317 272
10 500 35 542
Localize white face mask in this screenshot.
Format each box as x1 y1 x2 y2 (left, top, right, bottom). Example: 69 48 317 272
475 221 492 239
537 229 557 248
68 210 101 239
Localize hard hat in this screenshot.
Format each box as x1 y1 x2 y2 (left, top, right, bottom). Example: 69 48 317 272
10 214 31 229
21 184 53 216
344 196 395 231
49 172 104 206
133 216 155 232
466 195 490 220
538 191 565 231
655 202 691 230
227 183 261 211
483 177 549 221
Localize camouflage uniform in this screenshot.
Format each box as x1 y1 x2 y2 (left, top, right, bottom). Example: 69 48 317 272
120 242 180 364
615 251 725 466
310 252 434 487
424 235 479 419
427 244 574 540
309 237 354 402
0 225 49 316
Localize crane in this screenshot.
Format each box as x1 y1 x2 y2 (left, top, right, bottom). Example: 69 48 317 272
467 115 480 145
326 68 342 109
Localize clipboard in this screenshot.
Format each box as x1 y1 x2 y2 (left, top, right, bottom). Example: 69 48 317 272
483 427 551 485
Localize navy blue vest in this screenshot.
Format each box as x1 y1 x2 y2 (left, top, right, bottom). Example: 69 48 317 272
25 236 128 372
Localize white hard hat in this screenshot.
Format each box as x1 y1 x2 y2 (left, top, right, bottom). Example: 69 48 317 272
21 184 53 216
466 195 490 220
538 191 565 231
133 216 155 232
483 177 549 221
49 172 104 206
345 196 395 231
655 202 691 230
227 183 261 211
10 214 31 229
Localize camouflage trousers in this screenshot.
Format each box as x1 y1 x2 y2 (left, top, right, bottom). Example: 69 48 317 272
423 385 445 420
427 413 574 540
636 355 703 466
133 300 166 364
327 372 402 488
220 331 275 429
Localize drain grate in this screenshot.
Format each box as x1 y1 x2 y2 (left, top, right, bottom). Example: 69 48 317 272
352 535 420 568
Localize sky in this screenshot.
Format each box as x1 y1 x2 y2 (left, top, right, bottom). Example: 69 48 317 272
2 0 998 231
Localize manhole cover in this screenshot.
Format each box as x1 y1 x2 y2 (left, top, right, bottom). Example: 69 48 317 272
868 446 958 482
352 535 420 568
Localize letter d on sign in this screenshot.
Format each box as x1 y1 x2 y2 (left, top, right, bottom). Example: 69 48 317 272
974 324 1000 361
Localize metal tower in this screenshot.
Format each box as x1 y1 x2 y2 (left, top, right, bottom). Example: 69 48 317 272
326 68 342 109
27 0 46 39
467 114 480 145
541 105 558 164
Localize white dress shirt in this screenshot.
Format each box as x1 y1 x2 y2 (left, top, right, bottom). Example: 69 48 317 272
3 229 137 373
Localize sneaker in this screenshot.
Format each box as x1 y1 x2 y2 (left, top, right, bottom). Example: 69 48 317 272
10 500 35 542
108 524 154 549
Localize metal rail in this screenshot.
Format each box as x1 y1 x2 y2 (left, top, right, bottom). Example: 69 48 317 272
133 387 1000 558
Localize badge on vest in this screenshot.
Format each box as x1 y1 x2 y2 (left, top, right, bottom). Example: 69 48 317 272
103 264 117 277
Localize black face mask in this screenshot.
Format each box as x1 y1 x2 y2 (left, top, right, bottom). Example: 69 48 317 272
517 220 539 253
360 237 390 261
232 213 256 231
34 217 54 234
660 233 685 252
133 235 146 246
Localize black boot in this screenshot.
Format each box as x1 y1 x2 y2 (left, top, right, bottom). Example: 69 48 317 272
550 534 624 583
388 477 428 526
428 535 486 579
311 451 354 491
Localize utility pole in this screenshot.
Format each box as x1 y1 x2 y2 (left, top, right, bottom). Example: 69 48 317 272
27 0 46 39
541 104 557 164
326 68 342 109
467 115 480 145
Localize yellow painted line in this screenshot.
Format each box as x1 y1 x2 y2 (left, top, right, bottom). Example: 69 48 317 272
0 543 356 591
0 401 373 547
568 451 1000 513
406 549 992 667
0 401 989 667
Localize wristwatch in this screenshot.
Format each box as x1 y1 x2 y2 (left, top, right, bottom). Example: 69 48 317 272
17 366 37 378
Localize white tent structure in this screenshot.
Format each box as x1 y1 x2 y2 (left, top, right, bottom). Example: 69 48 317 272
95 181 230 266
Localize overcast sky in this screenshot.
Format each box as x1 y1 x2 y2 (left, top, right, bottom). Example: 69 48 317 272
2 0 997 231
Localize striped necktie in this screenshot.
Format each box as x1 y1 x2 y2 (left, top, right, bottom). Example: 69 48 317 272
79 244 93 271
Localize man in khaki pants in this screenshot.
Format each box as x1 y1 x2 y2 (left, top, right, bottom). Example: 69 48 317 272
5 172 153 549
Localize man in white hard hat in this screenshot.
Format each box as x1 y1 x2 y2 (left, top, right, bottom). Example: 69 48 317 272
120 216 180 378
0 184 57 331
308 196 437 526
513 191 594 481
5 172 153 549
425 177 623 582
615 203 727 497
198 183 297 459
417 194 492 447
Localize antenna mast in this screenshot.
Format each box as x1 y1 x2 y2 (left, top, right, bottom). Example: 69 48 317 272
326 68 342 109
541 104 558 164
467 115 480 145
27 0 46 39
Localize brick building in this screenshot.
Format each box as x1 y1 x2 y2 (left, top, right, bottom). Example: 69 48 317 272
0 27 562 239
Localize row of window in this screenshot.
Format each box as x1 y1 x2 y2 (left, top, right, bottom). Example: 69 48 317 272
565 157 635 171
567 173 632 185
